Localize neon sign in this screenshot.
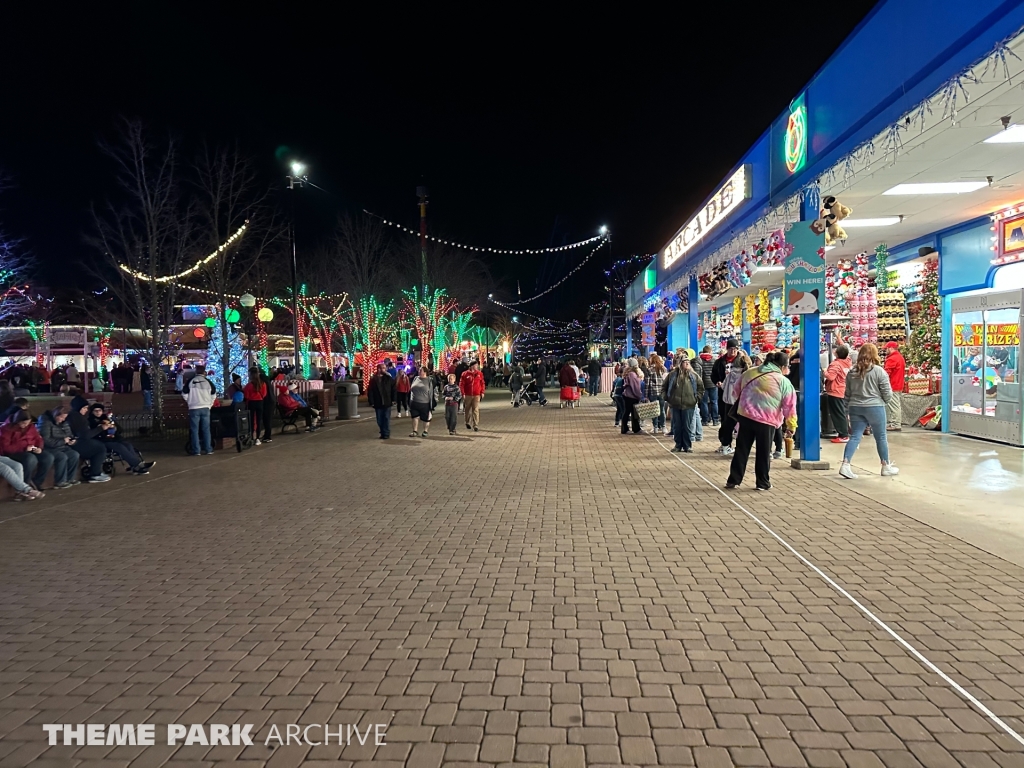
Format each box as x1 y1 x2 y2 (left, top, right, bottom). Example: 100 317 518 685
785 100 807 174
663 165 751 270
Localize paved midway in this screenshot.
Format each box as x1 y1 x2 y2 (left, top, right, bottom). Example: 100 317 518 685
2 392 1023 767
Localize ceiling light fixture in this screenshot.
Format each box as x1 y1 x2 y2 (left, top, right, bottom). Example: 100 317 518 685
883 182 989 195
841 217 903 227
984 124 1024 143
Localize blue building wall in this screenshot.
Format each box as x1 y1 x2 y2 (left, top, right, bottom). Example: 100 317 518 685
653 0 1024 293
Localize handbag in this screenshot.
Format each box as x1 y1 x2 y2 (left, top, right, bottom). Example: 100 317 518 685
634 400 661 421
728 371 772 420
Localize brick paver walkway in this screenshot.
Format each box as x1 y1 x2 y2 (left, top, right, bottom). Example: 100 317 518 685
1 393 1023 767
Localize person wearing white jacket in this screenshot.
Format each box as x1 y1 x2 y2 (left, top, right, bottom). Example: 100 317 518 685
183 365 217 455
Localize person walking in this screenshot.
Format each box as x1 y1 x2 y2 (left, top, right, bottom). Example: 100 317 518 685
408 367 437 437
395 367 412 418
839 343 900 479
620 359 643 435
534 358 548 405
183 364 217 456
586 357 601 396
460 359 486 431
647 354 668 434
825 345 853 443
38 406 81 488
663 356 703 452
726 352 797 492
442 374 463 435
243 367 267 446
883 341 906 432
611 364 625 427
367 362 395 439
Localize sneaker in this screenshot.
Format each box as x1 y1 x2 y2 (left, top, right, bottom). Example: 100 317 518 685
725 482 739 489
881 463 900 477
15 489 44 501
264 438 273 443
886 426 902 432
715 445 725 454
449 430 455 435
132 467 150 476
755 484 772 491
201 451 213 455
140 461 155 471
87 474 111 483
721 446 734 455
839 462 858 479
772 451 783 460
694 436 703 442
254 439 262 446
683 448 693 453
421 432 429 437
473 427 479 432
68 479 81 486
831 437 850 444
54 482 70 490
409 432 418 437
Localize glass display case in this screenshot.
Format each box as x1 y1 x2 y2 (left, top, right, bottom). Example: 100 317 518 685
949 289 1023 446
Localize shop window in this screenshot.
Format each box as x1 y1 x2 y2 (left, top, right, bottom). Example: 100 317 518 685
939 224 994 294
951 309 984 414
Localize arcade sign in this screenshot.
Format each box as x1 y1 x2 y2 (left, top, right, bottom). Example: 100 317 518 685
663 165 751 270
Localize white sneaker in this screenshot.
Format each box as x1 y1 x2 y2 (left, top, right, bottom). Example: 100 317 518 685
839 462 857 479
721 446 734 455
881 463 900 476
254 439 262 446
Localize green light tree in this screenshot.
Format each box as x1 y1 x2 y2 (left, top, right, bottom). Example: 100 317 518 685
906 257 941 371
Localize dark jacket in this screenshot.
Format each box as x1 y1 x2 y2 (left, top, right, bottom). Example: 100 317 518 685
88 412 122 441
587 359 601 379
698 354 715 389
68 396 103 439
366 373 395 409
140 369 152 391
663 368 704 410
535 363 547 386
38 410 75 449
711 351 740 387
557 365 577 388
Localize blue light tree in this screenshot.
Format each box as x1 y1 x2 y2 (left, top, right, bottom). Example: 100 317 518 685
206 310 247 389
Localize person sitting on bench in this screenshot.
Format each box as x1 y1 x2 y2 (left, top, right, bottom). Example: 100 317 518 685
87 403 155 476
278 382 320 432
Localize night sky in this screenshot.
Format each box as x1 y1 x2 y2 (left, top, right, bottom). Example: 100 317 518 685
1 4 878 319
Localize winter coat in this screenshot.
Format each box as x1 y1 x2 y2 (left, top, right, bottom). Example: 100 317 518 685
699 354 715 389
824 357 853 398
0 422 44 455
396 372 411 394
711 351 739 386
183 373 217 410
366 373 395 409
736 363 797 431
38 411 75 449
622 370 643 400
663 368 703 410
587 359 601 379
535 363 547 385
884 350 906 392
68 396 103 439
460 368 486 397
243 382 266 402
558 365 578 388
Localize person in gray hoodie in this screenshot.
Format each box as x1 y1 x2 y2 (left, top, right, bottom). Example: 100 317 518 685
839 343 899 479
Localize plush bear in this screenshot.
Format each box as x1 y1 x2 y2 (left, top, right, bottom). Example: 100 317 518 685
820 196 852 245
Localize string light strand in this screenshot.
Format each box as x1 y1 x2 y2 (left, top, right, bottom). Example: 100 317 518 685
364 209 604 255
496 237 609 306
118 223 248 283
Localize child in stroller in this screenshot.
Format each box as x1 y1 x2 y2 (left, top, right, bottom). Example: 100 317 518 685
511 379 542 407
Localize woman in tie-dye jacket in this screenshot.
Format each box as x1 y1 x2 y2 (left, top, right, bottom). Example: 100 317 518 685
726 352 797 492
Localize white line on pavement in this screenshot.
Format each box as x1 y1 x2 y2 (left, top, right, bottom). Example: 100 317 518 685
646 431 1024 750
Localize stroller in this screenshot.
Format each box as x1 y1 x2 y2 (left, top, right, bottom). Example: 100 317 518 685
511 379 542 407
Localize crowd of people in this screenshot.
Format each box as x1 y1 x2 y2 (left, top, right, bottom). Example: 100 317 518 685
608 338 906 491
0 389 156 500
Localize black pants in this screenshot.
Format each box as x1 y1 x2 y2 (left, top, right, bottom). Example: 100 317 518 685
773 427 783 452
247 401 262 438
718 396 737 447
827 395 849 438
262 397 275 440
727 415 775 489
621 396 641 434
395 391 410 414
74 437 108 478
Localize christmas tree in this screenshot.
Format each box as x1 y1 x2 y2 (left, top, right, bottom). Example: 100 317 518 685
906 257 941 370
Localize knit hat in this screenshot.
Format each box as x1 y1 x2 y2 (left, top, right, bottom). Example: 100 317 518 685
70 394 89 412
884 341 899 350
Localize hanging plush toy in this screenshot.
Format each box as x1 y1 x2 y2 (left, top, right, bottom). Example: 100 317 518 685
817 195 852 245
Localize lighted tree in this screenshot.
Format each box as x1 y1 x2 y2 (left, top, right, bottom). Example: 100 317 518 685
436 308 477 371
402 286 458 368
355 296 399 390
206 308 247 387
906 257 941 371
93 323 115 378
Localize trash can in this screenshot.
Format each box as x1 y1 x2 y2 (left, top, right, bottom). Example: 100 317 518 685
336 380 359 420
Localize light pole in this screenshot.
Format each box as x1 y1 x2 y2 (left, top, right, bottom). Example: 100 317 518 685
287 161 306 371
416 185 429 369
239 293 257 367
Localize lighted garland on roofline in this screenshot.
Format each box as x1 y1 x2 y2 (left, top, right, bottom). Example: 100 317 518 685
364 209 605 255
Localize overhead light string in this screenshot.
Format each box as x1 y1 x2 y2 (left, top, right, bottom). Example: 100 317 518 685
364 209 605 255
118 222 249 283
495 236 609 306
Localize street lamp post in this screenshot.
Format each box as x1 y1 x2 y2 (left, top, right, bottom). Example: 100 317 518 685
239 293 257 367
287 162 306 372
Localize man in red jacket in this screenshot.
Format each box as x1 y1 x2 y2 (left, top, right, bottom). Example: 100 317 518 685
459 359 486 432
883 341 906 431
0 410 54 490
